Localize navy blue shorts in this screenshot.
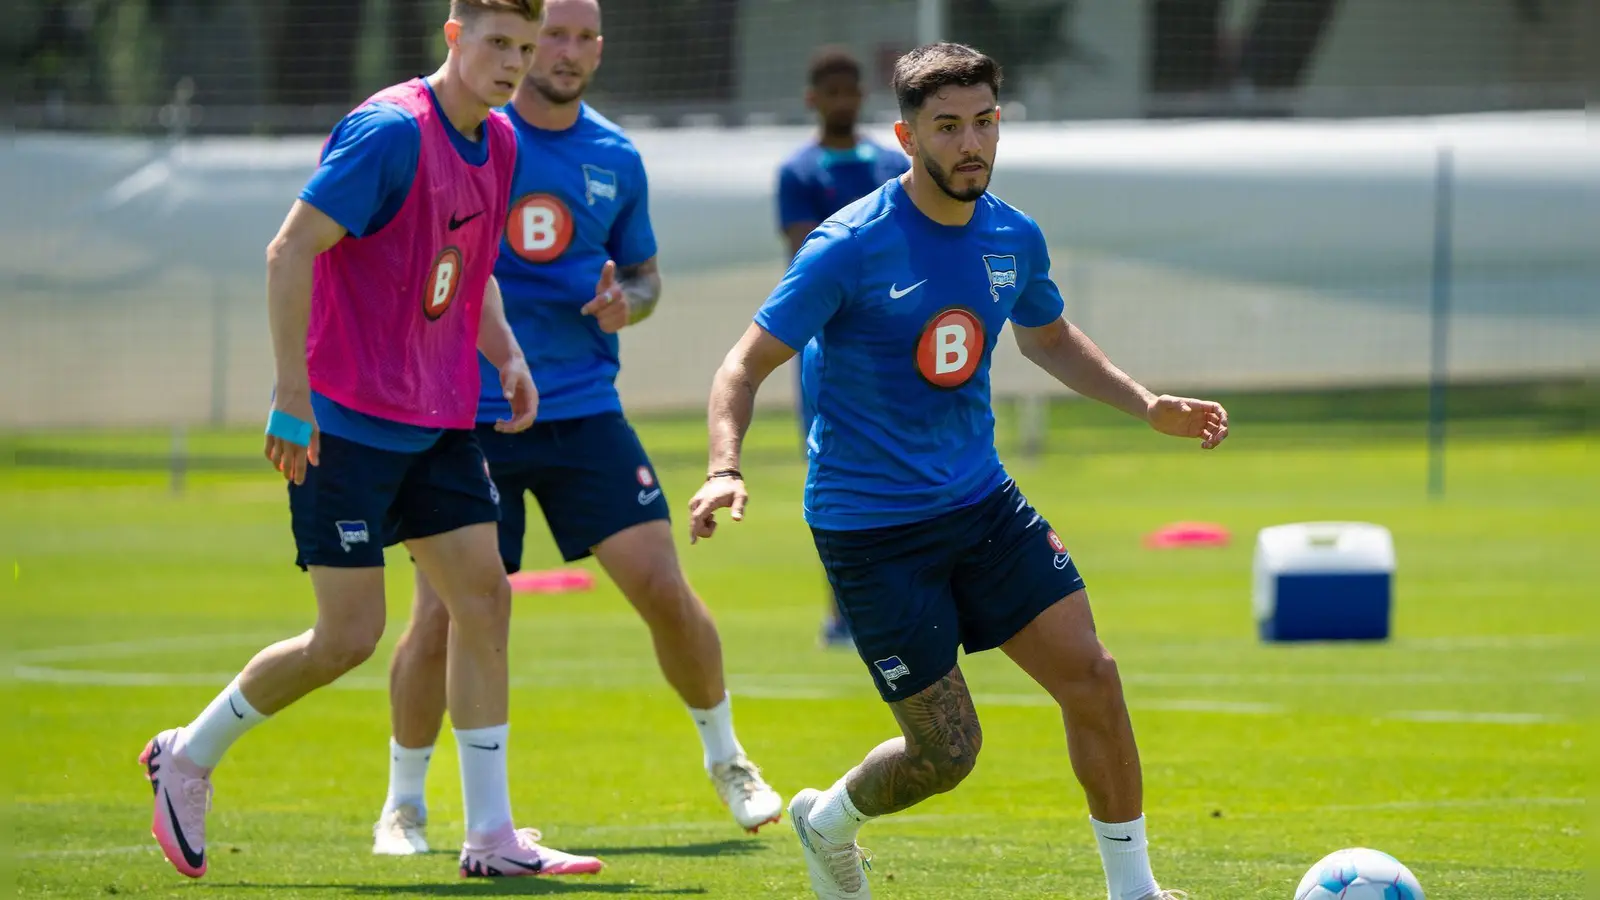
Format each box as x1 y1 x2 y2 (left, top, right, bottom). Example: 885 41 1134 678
811 480 1087 701
474 412 669 569
288 430 499 570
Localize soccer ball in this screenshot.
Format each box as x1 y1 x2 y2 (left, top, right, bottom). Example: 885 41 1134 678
1294 847 1425 900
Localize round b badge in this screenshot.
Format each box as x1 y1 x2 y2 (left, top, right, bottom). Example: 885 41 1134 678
915 307 984 388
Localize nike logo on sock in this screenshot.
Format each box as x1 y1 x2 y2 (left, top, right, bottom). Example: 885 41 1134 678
1102 834 1134 842
466 742 501 751
228 696 245 719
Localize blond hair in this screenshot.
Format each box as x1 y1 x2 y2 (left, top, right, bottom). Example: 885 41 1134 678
449 0 542 22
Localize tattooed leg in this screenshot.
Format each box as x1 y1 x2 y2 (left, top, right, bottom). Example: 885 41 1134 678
844 665 983 817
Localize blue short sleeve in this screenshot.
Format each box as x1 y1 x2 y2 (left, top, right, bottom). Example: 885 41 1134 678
298 103 421 238
777 163 820 231
754 221 857 352
1010 219 1065 327
605 153 657 267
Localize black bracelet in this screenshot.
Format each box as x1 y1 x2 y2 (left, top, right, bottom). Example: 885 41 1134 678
707 468 743 481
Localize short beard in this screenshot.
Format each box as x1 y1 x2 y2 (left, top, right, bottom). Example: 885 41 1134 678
919 148 989 203
528 73 585 105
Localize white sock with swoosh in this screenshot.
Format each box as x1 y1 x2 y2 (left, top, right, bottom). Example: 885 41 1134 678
1092 814 1160 900
174 677 268 769
456 724 513 845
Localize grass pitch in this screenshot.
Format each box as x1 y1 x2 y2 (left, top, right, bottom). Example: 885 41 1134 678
5 394 1591 898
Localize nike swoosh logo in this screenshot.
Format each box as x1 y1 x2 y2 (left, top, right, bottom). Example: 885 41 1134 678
164 792 207 869
637 488 662 505
888 279 927 299
228 696 244 719
448 210 484 231
499 856 545 872
465 742 501 751
1102 834 1134 842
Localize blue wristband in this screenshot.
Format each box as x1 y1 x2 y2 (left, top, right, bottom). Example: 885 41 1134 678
266 409 314 447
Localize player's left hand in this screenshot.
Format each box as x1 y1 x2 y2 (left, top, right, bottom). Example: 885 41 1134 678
1146 394 1229 449
580 260 630 334
496 357 538 433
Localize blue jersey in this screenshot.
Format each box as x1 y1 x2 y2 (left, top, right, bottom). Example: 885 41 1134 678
777 140 910 233
298 81 493 452
478 103 657 424
755 179 1065 530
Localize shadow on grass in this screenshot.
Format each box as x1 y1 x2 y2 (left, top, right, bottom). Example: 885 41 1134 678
209 880 708 896
203 842 764 896
557 839 770 860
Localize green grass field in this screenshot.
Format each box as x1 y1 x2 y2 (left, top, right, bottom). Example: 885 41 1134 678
5 392 1593 898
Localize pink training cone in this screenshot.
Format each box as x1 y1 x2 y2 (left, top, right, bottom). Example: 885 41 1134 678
1143 522 1231 549
508 569 597 595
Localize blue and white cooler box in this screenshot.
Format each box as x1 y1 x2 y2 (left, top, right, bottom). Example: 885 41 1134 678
1253 522 1395 642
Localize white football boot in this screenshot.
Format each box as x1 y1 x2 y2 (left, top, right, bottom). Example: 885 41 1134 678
710 755 784 833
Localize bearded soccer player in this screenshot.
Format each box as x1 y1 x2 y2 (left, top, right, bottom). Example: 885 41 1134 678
691 42 1223 900
139 0 601 881
369 0 782 858
776 46 910 649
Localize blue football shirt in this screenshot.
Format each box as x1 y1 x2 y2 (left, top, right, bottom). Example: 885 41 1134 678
478 103 657 424
755 179 1065 530
298 81 495 451
776 140 910 233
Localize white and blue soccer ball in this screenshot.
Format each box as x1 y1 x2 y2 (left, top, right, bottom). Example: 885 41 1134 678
1295 847 1425 900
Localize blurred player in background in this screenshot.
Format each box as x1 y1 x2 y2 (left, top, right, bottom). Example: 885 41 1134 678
139 0 604 882
693 42 1224 900
775 45 910 650
371 0 782 858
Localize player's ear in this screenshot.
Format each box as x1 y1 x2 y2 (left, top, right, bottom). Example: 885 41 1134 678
443 19 463 51
893 119 914 155
804 87 816 111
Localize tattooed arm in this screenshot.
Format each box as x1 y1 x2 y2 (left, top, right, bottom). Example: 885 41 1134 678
618 257 661 326
845 666 984 817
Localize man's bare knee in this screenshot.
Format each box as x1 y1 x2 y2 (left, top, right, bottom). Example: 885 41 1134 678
1052 646 1125 714
441 576 512 635
917 725 982 794
307 622 383 680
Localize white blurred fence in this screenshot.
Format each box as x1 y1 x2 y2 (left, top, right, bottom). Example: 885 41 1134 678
1 111 1594 429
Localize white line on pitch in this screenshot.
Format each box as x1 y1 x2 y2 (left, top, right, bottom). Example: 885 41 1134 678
1386 709 1566 725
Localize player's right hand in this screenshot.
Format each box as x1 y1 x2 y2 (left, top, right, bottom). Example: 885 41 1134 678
264 385 319 486
687 476 748 544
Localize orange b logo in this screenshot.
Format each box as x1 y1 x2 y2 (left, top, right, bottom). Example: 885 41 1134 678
507 193 574 263
424 246 463 320
915 307 984 388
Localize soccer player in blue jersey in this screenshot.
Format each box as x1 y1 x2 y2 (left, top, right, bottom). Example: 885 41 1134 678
776 46 911 650
691 43 1225 900
370 0 782 857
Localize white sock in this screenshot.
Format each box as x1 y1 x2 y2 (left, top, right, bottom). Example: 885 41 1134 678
688 693 745 770
807 774 872 845
1091 815 1160 900
173 678 269 769
383 738 433 818
455 724 514 844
